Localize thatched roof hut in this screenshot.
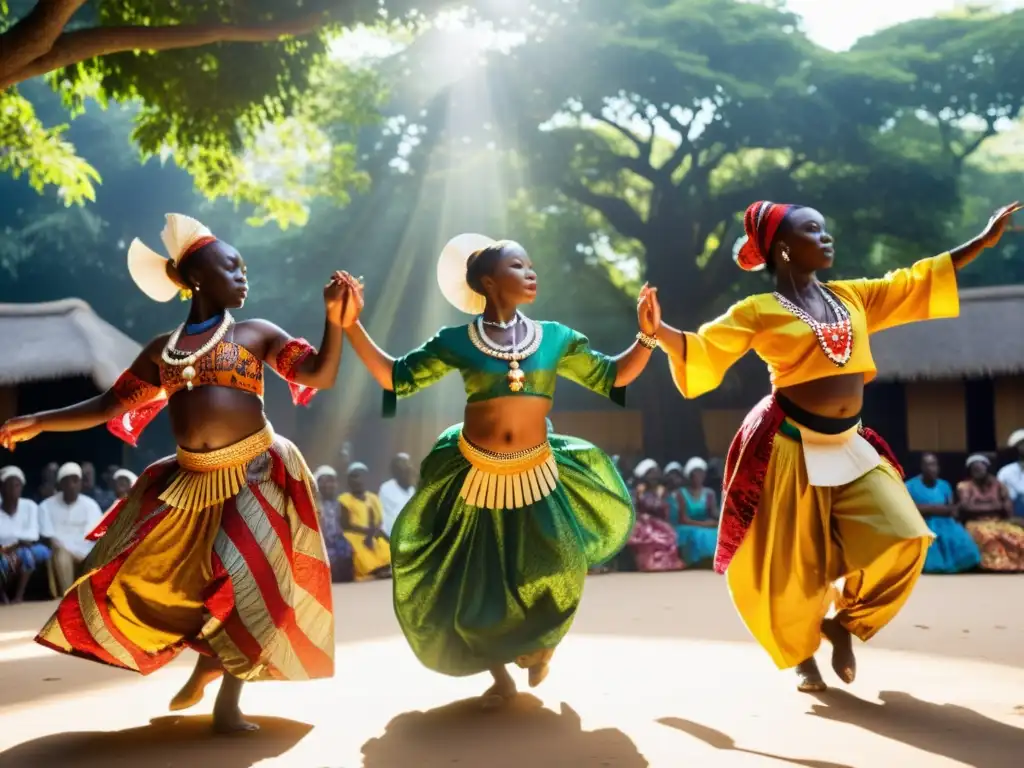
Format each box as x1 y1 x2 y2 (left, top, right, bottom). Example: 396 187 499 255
872 285 1024 381
0 299 141 389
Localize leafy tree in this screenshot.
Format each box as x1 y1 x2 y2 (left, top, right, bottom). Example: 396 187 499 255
0 0 449 223
485 0 1023 323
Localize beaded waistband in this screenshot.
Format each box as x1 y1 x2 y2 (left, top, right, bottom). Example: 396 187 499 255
160 425 275 512
176 425 275 472
457 432 559 510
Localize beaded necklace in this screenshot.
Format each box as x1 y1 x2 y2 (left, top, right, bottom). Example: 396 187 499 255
773 285 853 367
468 313 543 391
161 311 234 390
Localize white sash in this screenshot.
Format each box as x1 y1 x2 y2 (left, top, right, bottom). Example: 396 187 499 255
794 421 881 487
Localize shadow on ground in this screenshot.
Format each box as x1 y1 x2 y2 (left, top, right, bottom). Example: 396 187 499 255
362 694 649 768
659 717 855 767
0 715 313 768
808 689 1024 768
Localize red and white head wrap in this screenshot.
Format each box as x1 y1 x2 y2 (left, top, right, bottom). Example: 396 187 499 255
733 201 796 272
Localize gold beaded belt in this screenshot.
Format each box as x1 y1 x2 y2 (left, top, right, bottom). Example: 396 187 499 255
159 425 275 513
457 432 559 510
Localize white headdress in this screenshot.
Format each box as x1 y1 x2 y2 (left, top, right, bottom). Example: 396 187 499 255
684 457 709 477
127 214 217 302
633 458 659 478
0 466 26 485
313 466 337 482
112 469 138 485
1008 429 1024 449
436 233 497 315
964 453 990 469
57 462 83 482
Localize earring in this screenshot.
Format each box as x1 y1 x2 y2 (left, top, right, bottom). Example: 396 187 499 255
194 284 200 291
781 249 790 263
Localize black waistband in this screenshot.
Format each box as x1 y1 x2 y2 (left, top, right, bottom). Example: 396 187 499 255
775 392 860 435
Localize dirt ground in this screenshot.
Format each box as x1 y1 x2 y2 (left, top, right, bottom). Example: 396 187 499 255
0 571 1022 768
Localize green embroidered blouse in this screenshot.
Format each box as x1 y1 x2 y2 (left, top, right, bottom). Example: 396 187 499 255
384 321 625 416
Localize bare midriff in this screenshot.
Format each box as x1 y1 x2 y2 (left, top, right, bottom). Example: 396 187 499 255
463 395 552 453
777 371 866 420
167 388 268 453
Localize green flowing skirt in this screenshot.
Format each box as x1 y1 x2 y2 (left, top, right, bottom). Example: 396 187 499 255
391 423 634 677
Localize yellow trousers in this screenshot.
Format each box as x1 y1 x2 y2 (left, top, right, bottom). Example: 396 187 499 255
727 430 933 669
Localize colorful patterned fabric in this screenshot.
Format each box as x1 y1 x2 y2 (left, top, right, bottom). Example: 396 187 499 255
715 394 903 574
36 433 334 681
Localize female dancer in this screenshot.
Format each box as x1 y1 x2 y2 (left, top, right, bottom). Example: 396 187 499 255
339 234 656 705
0 213 353 731
655 200 1021 691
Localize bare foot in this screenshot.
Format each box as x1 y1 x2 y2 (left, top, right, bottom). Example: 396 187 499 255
821 617 856 684
212 704 260 734
169 660 224 712
795 657 827 693
480 665 517 711
528 660 550 688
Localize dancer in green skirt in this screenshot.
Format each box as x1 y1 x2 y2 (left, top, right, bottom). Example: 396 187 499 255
339 234 659 706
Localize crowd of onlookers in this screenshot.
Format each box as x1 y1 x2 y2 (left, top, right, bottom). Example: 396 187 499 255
5 429 1024 604
0 461 137 604
606 427 1024 575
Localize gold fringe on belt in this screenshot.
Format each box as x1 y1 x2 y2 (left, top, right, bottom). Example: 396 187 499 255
159 425 275 513
457 432 559 510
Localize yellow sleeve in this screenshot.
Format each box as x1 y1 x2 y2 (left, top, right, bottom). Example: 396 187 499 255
668 298 759 399
833 252 959 334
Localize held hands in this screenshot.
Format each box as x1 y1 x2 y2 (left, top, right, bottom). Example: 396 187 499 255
637 282 661 337
976 201 1023 249
338 271 365 329
324 271 365 328
0 416 41 452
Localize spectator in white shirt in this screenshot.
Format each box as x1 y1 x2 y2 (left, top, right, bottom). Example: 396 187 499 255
378 453 417 536
39 463 103 595
1 466 50 604
996 429 1024 519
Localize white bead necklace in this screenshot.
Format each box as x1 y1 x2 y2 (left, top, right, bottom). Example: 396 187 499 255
468 314 543 392
161 310 234 390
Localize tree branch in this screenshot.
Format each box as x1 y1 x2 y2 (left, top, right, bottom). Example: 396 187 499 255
1 12 327 88
956 118 998 164
561 180 648 242
0 0 88 81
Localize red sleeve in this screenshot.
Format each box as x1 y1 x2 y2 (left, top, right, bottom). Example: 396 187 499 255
106 370 167 447
273 338 318 406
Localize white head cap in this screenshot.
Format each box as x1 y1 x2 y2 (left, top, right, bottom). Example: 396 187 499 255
57 462 83 483
684 457 709 477
436 233 496 315
127 214 216 302
663 461 684 476
633 458 659 479
347 462 369 474
1008 429 1024 450
113 469 138 485
964 454 991 469
0 466 26 485
313 466 337 482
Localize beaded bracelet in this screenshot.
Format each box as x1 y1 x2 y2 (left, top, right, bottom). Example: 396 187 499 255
636 331 658 350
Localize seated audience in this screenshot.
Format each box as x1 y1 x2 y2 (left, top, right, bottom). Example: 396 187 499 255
958 454 1024 573
0 466 51 604
627 459 684 572
314 466 355 583
667 457 719 568
905 453 980 574
340 463 392 581
39 463 104 595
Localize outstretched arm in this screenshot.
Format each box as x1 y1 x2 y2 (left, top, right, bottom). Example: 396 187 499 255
0 335 165 450
949 202 1021 271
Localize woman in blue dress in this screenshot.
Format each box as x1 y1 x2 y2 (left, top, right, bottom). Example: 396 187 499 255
905 452 980 574
667 457 719 567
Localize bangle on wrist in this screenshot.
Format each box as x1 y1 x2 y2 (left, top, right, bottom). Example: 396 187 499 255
636 330 657 350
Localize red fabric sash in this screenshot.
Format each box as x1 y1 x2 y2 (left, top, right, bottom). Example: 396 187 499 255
714 394 904 574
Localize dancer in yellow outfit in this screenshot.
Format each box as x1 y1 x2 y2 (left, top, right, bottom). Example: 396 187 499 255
339 462 392 581
655 199 1021 691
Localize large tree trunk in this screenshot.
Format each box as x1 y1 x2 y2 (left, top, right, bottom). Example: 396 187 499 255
638 237 713 463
